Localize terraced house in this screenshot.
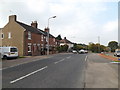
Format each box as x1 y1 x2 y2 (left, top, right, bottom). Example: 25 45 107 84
2 15 59 56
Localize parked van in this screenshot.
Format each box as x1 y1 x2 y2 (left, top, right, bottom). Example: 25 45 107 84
0 47 18 59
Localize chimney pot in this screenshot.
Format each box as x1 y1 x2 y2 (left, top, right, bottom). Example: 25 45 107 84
31 21 38 28
44 27 49 33
9 15 17 22
64 37 66 40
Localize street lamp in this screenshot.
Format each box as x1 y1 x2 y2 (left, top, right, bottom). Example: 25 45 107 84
47 16 56 55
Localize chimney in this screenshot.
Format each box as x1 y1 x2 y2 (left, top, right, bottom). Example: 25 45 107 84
44 27 49 33
9 15 17 22
64 37 66 40
31 21 38 28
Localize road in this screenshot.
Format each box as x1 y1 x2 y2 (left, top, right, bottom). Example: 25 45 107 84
2 53 118 88
2 53 87 88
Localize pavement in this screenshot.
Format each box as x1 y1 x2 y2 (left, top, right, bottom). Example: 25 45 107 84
85 53 118 88
99 52 120 61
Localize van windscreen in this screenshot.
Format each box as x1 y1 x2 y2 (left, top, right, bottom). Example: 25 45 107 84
10 48 17 52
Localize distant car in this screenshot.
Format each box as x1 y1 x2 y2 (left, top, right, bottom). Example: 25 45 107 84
114 50 120 57
79 49 85 54
72 50 77 54
84 50 88 53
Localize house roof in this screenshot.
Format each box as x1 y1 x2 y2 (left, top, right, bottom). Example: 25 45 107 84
17 21 44 34
17 21 55 38
60 38 73 44
38 29 55 38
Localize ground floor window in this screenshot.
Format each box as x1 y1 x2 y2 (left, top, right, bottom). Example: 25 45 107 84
28 43 32 52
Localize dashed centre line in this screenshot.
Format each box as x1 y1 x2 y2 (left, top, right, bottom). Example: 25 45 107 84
10 56 72 84
54 56 72 64
10 66 48 84
54 59 65 64
85 56 88 61
66 56 71 59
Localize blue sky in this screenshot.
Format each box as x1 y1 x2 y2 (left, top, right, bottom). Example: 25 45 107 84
0 0 119 46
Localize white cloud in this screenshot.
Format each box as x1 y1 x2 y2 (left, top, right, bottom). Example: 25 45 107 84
0 0 118 45
26 0 47 13
103 20 118 32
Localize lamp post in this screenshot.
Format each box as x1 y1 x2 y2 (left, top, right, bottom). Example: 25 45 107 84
47 16 56 55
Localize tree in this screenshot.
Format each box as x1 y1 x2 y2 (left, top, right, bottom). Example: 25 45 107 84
88 43 107 53
72 43 88 51
108 41 118 52
56 35 62 40
56 45 69 52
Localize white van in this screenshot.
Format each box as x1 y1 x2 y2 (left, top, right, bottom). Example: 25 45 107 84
0 47 18 59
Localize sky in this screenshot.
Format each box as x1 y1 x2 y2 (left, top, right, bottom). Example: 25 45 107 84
0 0 119 46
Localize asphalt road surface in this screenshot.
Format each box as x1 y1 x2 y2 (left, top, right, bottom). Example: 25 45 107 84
2 53 87 88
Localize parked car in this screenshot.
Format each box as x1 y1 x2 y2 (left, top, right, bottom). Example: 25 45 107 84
114 50 120 57
79 49 85 54
0 47 18 59
72 50 78 54
84 50 88 53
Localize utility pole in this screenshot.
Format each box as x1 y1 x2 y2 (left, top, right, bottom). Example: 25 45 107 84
98 36 100 53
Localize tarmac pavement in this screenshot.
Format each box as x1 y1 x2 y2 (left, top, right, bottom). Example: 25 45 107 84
85 53 118 88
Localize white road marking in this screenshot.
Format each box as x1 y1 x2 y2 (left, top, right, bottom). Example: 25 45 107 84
66 56 71 59
54 59 65 64
85 56 88 61
10 66 48 84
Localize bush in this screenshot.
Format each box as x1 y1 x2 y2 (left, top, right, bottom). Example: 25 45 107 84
56 45 69 52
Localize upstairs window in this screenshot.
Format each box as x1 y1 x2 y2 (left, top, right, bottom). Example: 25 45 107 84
53 38 55 42
41 35 44 41
8 32 11 39
28 31 31 40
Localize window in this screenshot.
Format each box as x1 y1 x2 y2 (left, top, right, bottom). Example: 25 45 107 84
8 32 11 39
46 37 48 42
1 33 4 39
56 42 57 45
53 38 55 42
10 48 17 52
28 31 31 40
41 35 43 41
28 43 32 52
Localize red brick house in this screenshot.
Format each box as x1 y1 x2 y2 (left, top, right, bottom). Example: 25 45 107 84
42 28 60 54
2 15 59 56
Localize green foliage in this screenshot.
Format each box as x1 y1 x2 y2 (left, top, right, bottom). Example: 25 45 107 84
108 41 118 52
56 45 69 52
88 43 108 53
56 35 62 40
72 43 88 51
